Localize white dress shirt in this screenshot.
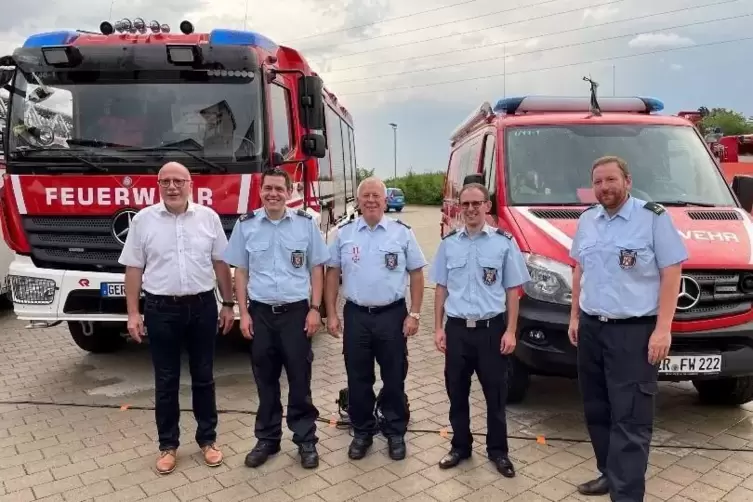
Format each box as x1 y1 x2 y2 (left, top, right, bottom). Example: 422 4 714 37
118 201 228 296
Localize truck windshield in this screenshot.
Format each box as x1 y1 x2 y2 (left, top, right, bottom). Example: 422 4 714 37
504 124 737 207
4 69 263 172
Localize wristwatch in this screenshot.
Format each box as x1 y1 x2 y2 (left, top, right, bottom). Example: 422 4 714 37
222 301 235 308
409 312 421 320
310 304 321 312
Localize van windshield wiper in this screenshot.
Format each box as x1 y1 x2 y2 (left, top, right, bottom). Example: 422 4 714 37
16 148 109 172
653 200 717 207
133 139 227 173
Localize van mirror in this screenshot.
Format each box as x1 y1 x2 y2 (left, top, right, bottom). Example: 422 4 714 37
298 76 325 130
301 133 326 158
0 69 12 86
732 175 753 213
463 174 484 186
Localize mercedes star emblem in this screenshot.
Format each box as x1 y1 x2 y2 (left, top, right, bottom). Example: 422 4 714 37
111 209 138 246
676 275 702 311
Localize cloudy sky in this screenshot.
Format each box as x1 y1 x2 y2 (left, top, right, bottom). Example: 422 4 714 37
1 0 751 179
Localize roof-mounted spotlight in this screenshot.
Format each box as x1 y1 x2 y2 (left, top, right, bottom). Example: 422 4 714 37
149 20 161 33
160 24 170 33
133 18 146 33
115 19 132 33
100 21 114 35
179 20 194 34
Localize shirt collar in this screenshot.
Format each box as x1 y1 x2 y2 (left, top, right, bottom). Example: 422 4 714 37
260 207 293 221
357 215 387 231
459 223 494 238
158 200 196 214
595 194 635 221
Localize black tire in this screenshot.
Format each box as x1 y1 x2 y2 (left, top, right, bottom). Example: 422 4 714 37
506 356 530 404
68 321 127 354
395 207 403 212
692 377 753 406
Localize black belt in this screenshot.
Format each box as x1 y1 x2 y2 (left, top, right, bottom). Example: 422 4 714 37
447 313 505 328
143 289 214 304
250 299 308 314
345 298 405 314
581 311 657 325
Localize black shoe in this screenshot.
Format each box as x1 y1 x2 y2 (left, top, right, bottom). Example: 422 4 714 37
298 443 319 469
387 436 406 460
348 437 373 460
244 441 280 468
577 475 609 496
438 449 471 469
491 456 515 478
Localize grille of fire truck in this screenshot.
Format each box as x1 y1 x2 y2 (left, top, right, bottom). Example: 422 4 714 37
673 271 753 321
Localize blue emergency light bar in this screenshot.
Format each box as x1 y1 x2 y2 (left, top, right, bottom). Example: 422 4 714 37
23 31 81 48
208 29 278 52
493 96 665 115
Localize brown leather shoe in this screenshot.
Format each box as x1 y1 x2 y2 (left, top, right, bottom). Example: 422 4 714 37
201 444 223 467
156 449 177 475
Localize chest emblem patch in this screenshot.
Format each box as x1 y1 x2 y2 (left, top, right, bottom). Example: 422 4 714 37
385 252 398 270
291 250 305 268
482 267 497 285
619 249 637 269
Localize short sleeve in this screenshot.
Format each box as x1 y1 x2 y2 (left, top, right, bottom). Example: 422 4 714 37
405 228 428 271
502 237 531 289
308 218 330 268
653 212 689 269
326 227 343 268
118 213 145 268
222 220 249 269
210 211 229 261
569 218 585 263
428 240 449 286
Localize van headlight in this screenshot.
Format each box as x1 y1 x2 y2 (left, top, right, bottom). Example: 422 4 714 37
522 253 572 305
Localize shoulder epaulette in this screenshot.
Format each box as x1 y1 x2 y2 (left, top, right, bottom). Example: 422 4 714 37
643 201 666 215
442 229 458 240
496 228 513 239
296 209 313 219
238 212 254 222
582 203 597 211
395 219 411 229
337 218 354 228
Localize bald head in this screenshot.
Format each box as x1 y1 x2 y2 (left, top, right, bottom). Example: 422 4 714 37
159 161 191 179
158 161 192 213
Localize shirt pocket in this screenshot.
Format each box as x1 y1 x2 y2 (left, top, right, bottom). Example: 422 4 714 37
613 239 654 277
246 240 270 266
378 242 404 272
446 252 468 291
476 254 504 288
577 240 599 269
282 239 309 271
189 230 215 265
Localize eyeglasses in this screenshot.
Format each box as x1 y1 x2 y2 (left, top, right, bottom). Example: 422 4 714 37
158 178 189 188
460 200 485 208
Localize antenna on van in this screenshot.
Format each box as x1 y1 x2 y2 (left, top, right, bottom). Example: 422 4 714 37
582 75 601 117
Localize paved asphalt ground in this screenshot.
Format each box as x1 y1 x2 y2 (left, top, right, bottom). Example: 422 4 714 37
1 205 753 501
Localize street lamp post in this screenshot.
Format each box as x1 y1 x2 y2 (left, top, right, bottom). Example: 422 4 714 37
389 122 397 179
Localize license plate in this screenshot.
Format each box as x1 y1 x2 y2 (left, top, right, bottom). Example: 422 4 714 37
100 282 127 297
659 355 722 375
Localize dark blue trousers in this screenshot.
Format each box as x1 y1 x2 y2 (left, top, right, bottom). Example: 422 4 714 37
578 311 659 502
143 290 219 451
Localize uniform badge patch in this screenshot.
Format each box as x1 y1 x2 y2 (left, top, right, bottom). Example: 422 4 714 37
619 249 637 269
385 252 398 270
482 267 497 285
291 250 305 268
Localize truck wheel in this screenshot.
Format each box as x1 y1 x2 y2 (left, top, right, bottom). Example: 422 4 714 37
68 321 126 354
506 356 530 404
693 377 753 406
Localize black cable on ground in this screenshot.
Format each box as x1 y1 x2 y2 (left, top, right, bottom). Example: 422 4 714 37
2 399 752 453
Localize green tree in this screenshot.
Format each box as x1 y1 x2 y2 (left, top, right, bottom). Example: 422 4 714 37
356 166 374 184
700 108 753 136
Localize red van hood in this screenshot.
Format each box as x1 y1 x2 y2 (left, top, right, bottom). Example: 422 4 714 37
510 205 753 270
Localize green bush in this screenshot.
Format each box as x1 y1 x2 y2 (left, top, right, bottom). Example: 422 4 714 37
384 171 445 206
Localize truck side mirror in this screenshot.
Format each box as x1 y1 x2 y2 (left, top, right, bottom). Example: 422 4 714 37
732 175 753 213
301 133 326 158
298 76 325 131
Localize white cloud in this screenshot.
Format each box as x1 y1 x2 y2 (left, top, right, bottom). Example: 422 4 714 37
627 32 695 49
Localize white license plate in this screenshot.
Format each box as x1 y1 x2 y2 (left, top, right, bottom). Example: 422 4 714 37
659 355 722 375
100 282 126 297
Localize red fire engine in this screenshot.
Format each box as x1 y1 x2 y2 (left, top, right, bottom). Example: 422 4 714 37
0 18 359 353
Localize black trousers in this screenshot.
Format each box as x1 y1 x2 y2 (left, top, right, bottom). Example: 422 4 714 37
249 300 319 446
444 313 509 458
343 298 409 440
143 290 219 451
578 311 659 502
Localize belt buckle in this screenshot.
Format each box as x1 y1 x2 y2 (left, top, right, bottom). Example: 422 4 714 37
598 315 608 323
271 304 284 314
367 306 377 314
466 319 476 328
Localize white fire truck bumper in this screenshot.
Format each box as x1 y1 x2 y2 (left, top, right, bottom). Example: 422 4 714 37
7 255 238 322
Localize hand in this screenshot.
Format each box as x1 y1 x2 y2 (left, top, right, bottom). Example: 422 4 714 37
127 313 144 343
648 327 672 365
327 315 342 338
567 317 579 347
434 328 446 353
218 306 234 335
500 330 516 355
403 315 419 337
305 309 321 337
239 313 254 340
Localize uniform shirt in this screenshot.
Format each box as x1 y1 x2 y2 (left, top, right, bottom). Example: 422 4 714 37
429 224 531 320
118 201 228 296
222 207 330 304
569 195 689 319
327 215 428 307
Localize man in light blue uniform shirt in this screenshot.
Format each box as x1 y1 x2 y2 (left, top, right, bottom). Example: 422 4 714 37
568 156 687 502
429 182 530 478
222 167 330 470
324 177 427 461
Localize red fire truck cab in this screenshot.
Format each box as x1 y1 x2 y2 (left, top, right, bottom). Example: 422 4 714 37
0 19 360 353
442 94 753 406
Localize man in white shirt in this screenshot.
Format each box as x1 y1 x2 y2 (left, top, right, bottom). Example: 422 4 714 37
119 161 235 475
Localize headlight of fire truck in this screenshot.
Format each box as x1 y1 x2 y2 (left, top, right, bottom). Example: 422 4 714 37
521 253 572 305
